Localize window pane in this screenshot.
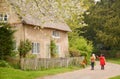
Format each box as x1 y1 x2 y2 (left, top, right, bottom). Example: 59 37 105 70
56 45 60 53
37 43 40 53
4 14 7 21
52 30 60 37
32 43 40 54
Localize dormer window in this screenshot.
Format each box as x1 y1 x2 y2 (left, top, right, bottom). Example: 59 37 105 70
0 13 8 22
52 30 60 38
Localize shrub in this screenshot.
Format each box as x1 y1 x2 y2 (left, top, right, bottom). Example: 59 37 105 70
50 40 57 58
69 48 80 57
26 54 37 58
5 57 20 69
0 60 11 68
107 50 120 58
18 39 32 58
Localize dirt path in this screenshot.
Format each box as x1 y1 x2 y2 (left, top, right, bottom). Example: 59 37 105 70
37 62 120 79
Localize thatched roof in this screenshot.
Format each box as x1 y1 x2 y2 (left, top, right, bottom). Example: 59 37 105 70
8 0 71 32
22 15 71 31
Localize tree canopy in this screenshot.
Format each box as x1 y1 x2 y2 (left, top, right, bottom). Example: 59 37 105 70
81 0 120 50
0 23 15 60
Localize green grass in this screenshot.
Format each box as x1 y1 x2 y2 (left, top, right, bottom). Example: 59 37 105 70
107 58 120 65
0 66 81 79
107 58 120 79
109 75 120 79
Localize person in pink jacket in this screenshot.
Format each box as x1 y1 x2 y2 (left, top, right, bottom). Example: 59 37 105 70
97 54 106 70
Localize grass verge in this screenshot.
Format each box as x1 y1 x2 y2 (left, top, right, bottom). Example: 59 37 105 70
109 75 120 79
107 58 120 79
0 66 81 79
107 58 120 65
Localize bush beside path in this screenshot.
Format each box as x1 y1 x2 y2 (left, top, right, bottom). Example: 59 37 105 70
37 62 120 79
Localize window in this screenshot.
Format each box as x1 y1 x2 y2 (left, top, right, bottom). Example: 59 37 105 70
0 13 8 22
56 45 60 54
4 14 8 21
52 30 60 38
32 43 40 54
46 44 50 58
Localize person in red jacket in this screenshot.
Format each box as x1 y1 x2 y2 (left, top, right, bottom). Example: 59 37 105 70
97 54 106 70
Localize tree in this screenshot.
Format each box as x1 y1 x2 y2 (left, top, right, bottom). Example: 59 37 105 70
81 0 120 50
0 23 15 60
69 36 93 56
65 0 94 57
18 39 32 58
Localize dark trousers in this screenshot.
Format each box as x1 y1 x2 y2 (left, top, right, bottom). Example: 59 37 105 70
101 65 104 70
91 62 94 70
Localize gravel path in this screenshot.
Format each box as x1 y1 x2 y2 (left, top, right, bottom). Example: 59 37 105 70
37 62 120 79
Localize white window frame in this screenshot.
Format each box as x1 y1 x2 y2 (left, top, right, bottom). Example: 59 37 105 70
32 43 40 54
52 30 60 38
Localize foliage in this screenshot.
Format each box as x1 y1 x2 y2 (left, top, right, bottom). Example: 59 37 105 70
58 0 95 62
69 48 80 57
50 40 57 57
107 58 120 65
0 66 81 79
66 1 94 58
69 36 93 57
5 56 20 69
81 0 120 50
26 54 37 58
0 60 11 68
11 50 19 57
9 0 94 24
107 50 120 58
9 61 20 69
18 39 32 58
0 23 15 60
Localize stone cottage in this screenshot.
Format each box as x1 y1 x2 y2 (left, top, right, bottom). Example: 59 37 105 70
0 0 71 58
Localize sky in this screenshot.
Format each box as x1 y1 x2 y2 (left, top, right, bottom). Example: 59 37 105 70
94 0 101 2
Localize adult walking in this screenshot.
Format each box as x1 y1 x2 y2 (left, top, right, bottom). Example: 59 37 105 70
90 54 96 70
97 54 106 70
